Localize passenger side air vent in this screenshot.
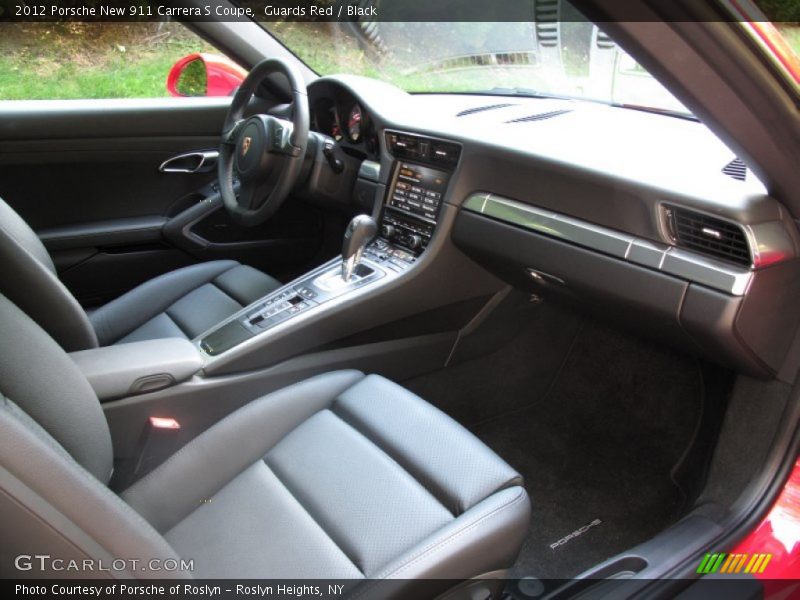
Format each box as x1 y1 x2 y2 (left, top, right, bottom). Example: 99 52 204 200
456 103 515 117
722 158 748 182
506 109 572 123
666 206 751 266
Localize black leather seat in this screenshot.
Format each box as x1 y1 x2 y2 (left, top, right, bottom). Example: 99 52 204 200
0 293 531 592
0 198 281 351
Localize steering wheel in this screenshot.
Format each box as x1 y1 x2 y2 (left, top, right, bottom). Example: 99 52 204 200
218 58 309 226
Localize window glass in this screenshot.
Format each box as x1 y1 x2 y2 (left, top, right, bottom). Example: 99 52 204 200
752 1 800 89
0 22 218 100
261 1 800 115
261 5 688 114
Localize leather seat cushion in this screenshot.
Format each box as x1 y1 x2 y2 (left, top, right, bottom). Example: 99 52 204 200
121 371 530 582
89 260 281 345
0 292 530 587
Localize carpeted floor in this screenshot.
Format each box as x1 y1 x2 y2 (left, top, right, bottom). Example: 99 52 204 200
405 302 705 580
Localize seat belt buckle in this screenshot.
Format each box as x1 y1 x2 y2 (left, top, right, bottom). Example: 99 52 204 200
133 416 182 478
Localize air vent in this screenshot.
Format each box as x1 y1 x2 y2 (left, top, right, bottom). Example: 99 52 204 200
456 103 515 117
667 207 751 266
506 109 572 124
722 158 748 182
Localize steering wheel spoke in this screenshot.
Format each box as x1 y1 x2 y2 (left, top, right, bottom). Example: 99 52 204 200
240 172 281 210
236 182 258 211
266 117 300 157
221 119 246 146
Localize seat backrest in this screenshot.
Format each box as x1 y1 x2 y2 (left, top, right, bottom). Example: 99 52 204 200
0 292 185 578
0 198 98 351
0 292 111 479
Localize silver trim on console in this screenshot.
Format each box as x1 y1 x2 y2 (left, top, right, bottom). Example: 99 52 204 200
194 255 391 365
463 193 755 296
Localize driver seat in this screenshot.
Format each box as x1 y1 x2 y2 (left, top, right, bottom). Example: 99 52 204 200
0 197 281 351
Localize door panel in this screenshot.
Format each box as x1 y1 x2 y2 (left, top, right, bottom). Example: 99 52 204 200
0 98 229 229
0 98 326 306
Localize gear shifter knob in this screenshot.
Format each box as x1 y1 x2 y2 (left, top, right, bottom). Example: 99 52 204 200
342 214 377 281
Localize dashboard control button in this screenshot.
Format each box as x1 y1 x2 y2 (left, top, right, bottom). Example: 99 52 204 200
407 234 423 250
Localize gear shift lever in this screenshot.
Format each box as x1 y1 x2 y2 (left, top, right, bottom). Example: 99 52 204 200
341 214 377 282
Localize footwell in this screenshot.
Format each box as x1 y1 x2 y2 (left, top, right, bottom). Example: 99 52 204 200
405 302 710 580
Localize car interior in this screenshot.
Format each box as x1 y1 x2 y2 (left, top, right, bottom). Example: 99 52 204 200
2 2 800 599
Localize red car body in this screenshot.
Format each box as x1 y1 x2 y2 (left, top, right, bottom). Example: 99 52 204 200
733 460 800 591
167 53 246 97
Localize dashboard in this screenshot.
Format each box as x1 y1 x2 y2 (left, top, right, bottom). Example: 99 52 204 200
304 74 800 381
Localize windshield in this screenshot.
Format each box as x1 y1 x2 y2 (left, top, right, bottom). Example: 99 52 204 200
260 6 688 114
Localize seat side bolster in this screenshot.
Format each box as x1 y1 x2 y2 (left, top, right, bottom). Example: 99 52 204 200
0 296 111 481
89 260 241 345
0 232 98 351
121 370 365 532
212 264 281 306
0 198 55 272
353 486 531 597
0 405 186 579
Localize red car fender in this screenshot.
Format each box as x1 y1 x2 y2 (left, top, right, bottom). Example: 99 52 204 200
167 53 247 97
731 458 800 597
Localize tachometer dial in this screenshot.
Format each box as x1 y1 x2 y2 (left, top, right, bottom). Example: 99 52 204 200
347 104 363 143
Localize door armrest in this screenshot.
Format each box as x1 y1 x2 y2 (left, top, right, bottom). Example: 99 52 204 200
70 338 203 401
37 216 167 251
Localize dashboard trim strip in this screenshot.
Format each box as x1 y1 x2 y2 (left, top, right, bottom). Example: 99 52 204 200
463 193 753 296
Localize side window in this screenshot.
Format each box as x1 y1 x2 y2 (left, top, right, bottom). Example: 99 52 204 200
0 22 244 100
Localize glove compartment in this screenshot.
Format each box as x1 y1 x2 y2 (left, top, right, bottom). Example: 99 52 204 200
452 205 791 378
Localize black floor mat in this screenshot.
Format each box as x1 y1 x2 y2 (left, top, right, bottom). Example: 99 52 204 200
405 303 705 580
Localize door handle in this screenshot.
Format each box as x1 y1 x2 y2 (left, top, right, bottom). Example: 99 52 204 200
159 150 218 174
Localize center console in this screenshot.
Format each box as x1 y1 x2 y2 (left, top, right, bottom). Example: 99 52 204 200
377 131 461 254
198 130 461 360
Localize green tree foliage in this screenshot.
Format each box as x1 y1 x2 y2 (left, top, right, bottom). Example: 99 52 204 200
175 59 207 96
757 0 800 23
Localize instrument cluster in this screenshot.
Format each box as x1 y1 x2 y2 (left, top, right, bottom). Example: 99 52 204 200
310 94 378 156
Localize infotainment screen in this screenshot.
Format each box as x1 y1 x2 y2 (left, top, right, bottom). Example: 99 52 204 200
387 162 450 222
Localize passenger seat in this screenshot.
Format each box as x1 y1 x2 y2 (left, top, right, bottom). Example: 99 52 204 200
0 293 530 596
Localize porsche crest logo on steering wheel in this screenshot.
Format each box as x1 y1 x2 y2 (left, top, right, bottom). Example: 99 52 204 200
241 136 252 157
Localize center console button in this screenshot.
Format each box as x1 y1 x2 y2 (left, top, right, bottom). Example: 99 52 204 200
407 234 423 250
388 258 411 270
